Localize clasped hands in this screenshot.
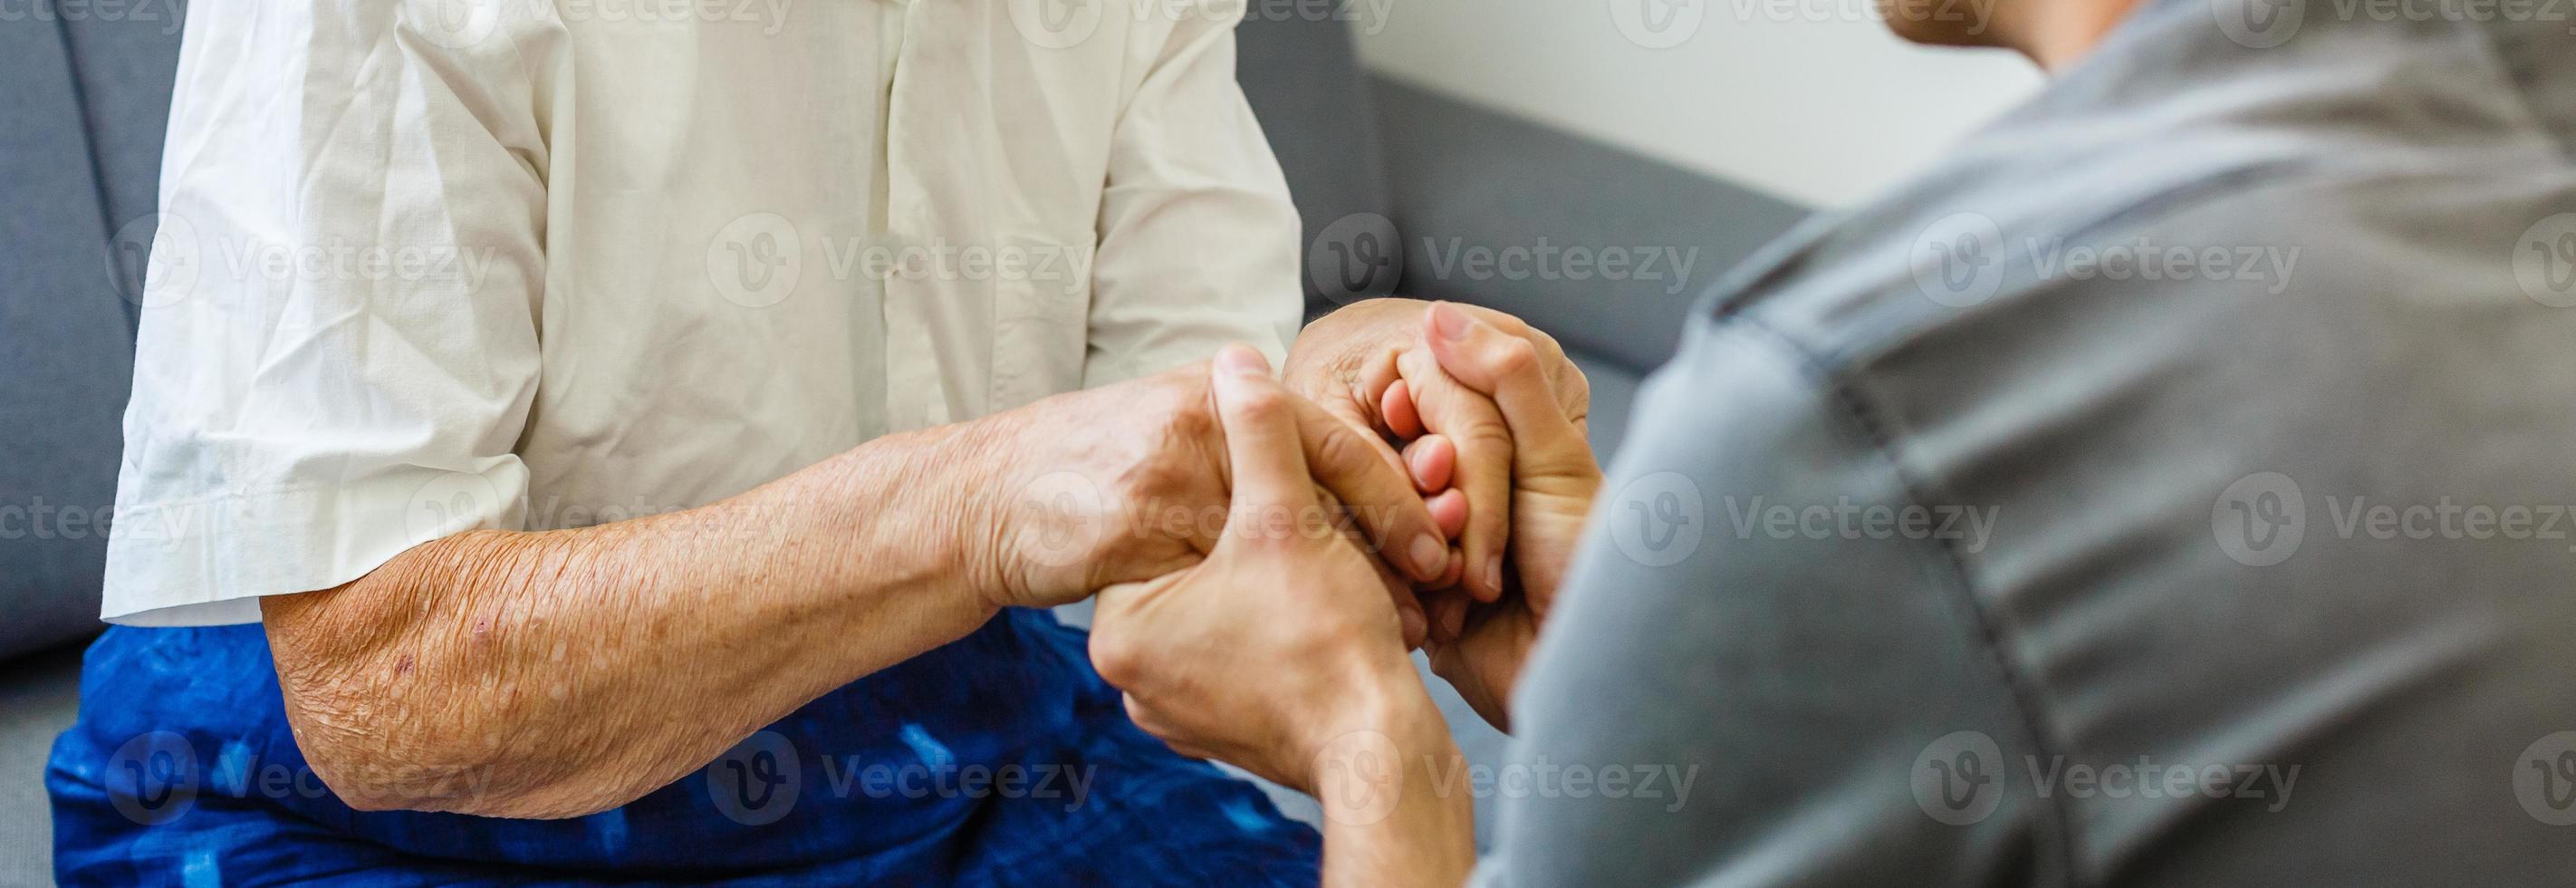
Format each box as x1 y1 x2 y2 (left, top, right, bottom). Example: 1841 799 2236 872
1052 302 1604 825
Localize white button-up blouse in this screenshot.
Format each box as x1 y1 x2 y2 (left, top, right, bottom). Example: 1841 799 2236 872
101 0 1302 625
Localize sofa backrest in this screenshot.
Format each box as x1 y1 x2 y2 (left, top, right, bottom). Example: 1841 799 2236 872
0 6 1385 659
0 3 184 660
1234 10 1403 314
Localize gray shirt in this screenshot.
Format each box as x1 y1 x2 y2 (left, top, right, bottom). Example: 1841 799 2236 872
1478 1 2576 883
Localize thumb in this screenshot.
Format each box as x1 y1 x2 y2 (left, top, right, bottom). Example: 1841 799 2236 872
1422 303 1595 479
1209 344 1323 536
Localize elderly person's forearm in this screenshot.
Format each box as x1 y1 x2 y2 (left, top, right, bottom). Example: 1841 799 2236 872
257 361 1444 820
259 418 1016 819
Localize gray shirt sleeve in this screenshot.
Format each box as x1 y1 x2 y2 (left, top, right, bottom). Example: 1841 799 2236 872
1472 314 2066 886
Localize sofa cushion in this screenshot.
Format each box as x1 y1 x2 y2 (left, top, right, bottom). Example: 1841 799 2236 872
1370 78 1811 376
0 642 86 886
59 0 188 265
1234 11 1401 311
0 13 132 661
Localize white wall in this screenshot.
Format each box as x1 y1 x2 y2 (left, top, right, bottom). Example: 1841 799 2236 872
1348 0 2045 208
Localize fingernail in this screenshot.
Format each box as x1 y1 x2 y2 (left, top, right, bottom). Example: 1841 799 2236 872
1430 303 1472 342
1441 600 1468 638
1486 555 1505 594
1409 534 1448 578
1216 343 1271 377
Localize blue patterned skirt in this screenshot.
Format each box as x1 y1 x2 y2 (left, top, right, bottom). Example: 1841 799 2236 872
48 610 1318 885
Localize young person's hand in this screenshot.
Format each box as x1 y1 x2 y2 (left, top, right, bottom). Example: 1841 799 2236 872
1086 345 1449 791
1286 299 1590 603
1391 304 1605 730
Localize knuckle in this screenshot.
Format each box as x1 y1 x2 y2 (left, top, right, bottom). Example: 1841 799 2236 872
1168 395 1217 444
1310 422 1379 481
1493 338 1540 376
1230 386 1292 424
1090 632 1144 688
1463 420 1516 458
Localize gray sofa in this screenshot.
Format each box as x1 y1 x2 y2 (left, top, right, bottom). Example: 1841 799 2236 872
0 5 1804 881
